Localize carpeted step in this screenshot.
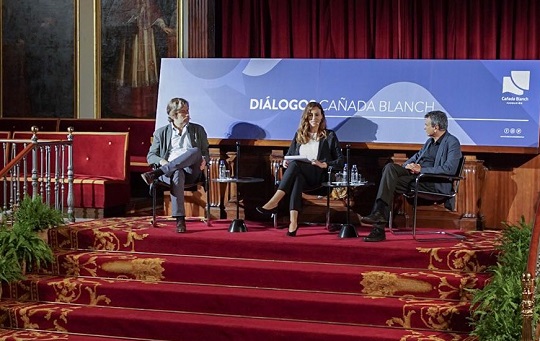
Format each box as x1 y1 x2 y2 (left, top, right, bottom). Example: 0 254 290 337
0 217 499 340
3 275 472 333
44 250 489 301
48 217 500 272
0 299 473 341
0 328 151 341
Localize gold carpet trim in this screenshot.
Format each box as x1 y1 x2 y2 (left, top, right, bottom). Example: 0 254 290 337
0 329 69 340
400 330 476 341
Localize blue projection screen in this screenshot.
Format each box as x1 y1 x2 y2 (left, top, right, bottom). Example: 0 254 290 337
156 58 540 148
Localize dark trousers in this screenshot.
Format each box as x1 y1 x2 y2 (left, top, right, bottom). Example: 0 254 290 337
375 163 435 216
278 161 325 211
159 147 203 217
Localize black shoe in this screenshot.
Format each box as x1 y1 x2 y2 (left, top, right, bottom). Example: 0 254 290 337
148 179 169 196
256 206 277 217
363 226 386 242
141 172 155 186
327 224 342 233
360 211 387 225
286 226 298 237
176 217 186 233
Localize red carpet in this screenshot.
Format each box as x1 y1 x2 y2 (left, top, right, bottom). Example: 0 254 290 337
0 216 497 340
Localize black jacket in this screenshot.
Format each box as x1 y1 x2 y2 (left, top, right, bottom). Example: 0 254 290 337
285 129 344 170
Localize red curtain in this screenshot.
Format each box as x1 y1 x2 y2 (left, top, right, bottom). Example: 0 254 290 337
219 0 540 59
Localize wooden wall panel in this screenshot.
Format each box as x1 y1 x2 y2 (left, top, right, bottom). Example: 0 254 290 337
480 153 540 229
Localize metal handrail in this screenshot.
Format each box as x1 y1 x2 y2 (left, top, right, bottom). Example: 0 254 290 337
0 127 74 222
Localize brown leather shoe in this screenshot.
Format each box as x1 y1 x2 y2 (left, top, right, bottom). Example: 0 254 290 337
176 217 186 233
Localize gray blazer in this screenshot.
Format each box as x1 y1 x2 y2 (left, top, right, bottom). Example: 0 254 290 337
147 123 210 166
403 131 462 209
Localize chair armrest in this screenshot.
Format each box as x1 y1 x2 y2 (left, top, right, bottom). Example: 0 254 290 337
416 173 463 182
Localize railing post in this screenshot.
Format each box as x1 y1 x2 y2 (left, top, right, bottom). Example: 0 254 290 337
2 141 6 212
521 272 534 341
31 126 39 199
66 127 75 222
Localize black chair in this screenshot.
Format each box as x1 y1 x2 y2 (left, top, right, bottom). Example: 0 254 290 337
150 164 211 227
388 156 466 241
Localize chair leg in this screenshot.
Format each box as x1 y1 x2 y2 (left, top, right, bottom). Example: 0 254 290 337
411 193 466 242
389 193 465 241
389 200 413 235
151 181 157 227
205 167 212 227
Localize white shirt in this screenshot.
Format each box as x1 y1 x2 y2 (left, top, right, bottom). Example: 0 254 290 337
168 123 192 161
298 137 319 161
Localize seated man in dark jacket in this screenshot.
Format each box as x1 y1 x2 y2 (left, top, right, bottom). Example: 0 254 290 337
362 110 462 242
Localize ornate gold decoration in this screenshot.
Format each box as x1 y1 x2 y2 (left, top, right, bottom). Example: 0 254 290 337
123 230 149 251
92 227 148 251
361 270 479 301
48 278 111 306
92 230 122 251
16 302 80 332
101 258 165 282
416 231 500 272
61 252 165 281
361 271 432 296
387 297 469 331
62 253 99 277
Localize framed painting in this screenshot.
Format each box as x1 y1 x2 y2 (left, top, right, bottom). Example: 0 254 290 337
99 0 181 119
1 0 75 118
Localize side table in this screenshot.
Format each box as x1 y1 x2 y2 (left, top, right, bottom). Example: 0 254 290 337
213 176 264 232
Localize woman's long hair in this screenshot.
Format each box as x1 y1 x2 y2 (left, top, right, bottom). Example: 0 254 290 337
296 101 327 145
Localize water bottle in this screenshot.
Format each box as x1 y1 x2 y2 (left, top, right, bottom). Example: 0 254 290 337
219 160 227 179
351 164 359 183
342 163 348 184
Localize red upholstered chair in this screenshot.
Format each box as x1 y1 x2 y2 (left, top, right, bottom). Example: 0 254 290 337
11 131 130 218
58 119 155 173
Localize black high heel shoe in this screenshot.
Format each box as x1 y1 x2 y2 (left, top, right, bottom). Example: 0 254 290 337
286 226 298 237
256 206 277 217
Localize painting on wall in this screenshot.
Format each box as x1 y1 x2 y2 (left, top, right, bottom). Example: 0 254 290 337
100 0 179 119
1 0 75 118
